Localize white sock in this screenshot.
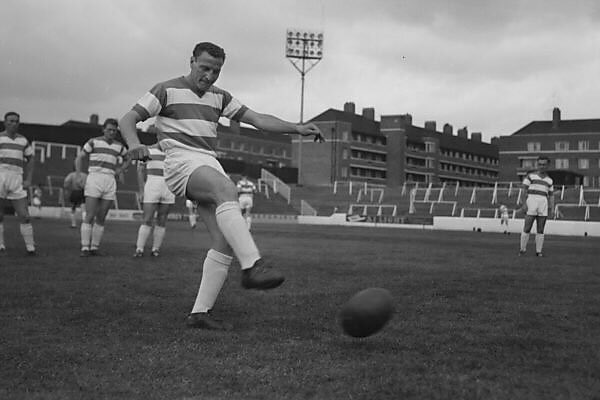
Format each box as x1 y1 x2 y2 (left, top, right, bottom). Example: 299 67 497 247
81 222 92 249
191 249 233 313
0 223 4 248
520 232 529 252
152 225 166 251
70 211 77 227
136 224 152 251
91 224 104 250
189 213 197 227
535 234 545 253
20 223 35 251
246 215 252 230
215 202 260 269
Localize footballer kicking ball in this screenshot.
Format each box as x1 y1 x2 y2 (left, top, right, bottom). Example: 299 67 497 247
339 288 394 338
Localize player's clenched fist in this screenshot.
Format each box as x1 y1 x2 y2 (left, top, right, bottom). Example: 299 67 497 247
127 145 150 161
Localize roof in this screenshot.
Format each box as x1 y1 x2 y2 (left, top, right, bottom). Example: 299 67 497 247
406 125 498 158
512 119 600 135
310 108 382 135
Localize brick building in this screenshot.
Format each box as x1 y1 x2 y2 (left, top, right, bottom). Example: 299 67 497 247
497 108 600 186
301 102 499 187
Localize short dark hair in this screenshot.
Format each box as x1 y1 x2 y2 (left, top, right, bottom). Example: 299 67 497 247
537 156 550 163
103 118 118 128
192 42 226 60
4 111 20 120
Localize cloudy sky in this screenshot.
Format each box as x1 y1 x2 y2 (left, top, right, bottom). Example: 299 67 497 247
2 0 599 141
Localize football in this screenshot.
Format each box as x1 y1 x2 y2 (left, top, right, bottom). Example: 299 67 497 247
339 287 395 338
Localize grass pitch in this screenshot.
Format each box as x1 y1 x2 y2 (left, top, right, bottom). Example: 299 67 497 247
1 218 599 399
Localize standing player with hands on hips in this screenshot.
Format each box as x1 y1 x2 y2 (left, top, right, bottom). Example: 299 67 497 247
119 42 324 330
519 156 554 257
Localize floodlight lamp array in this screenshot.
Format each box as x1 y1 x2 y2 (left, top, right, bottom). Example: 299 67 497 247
285 29 324 60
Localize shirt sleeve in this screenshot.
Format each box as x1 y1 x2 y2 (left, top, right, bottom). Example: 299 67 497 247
132 82 167 120
82 139 94 154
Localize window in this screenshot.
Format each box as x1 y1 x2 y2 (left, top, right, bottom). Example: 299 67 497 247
342 149 348 160
555 159 569 169
341 167 348 178
578 159 589 169
583 176 590 186
527 142 541 152
521 159 535 169
578 140 589 151
342 131 349 141
425 142 436 153
555 141 569 151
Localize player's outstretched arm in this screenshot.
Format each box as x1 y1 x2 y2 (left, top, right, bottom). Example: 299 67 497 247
240 109 325 143
120 111 150 160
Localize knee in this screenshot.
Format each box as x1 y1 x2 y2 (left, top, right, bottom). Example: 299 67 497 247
214 181 238 204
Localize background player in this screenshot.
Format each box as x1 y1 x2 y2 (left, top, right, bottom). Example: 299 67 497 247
499 204 509 234
236 175 256 229
186 199 198 229
63 168 87 228
75 118 128 256
134 143 175 257
0 111 36 254
519 156 554 257
119 41 324 330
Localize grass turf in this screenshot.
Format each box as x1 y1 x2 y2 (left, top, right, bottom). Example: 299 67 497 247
1 217 599 399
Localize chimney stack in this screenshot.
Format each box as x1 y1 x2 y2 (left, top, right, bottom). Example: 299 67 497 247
424 121 437 132
471 132 482 142
343 102 356 114
552 107 561 130
457 127 468 139
400 113 413 127
230 119 240 134
443 123 453 135
89 114 99 125
362 107 375 120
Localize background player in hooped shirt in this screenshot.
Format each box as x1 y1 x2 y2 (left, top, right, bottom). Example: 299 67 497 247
119 41 324 330
0 111 36 255
133 143 175 257
75 118 129 257
519 156 555 257
236 175 256 229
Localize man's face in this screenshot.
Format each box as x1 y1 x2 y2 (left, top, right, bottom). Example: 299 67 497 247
190 51 224 92
537 159 549 172
4 114 19 134
103 123 118 141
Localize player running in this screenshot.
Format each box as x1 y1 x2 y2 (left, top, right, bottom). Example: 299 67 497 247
0 111 36 255
133 144 175 257
75 118 128 257
519 156 554 257
119 41 324 330
236 175 256 229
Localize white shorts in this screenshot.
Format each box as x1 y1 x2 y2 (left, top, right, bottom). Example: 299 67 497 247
239 194 254 210
0 172 27 200
161 145 229 197
84 173 116 201
143 177 175 204
526 195 548 217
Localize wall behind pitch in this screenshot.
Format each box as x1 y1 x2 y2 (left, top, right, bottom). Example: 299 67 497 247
433 217 600 237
